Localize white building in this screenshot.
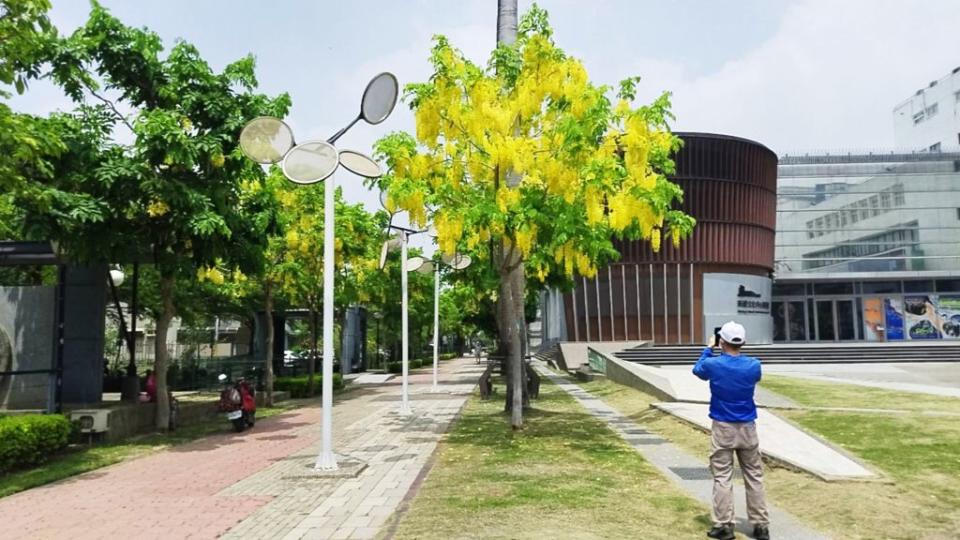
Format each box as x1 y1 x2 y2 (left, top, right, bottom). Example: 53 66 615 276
893 66 960 152
776 155 960 275
773 152 960 342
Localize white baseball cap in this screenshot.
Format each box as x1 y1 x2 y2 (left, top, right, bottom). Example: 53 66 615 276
719 321 746 345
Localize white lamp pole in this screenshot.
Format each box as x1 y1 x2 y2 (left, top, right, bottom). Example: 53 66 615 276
238 71 399 473
400 232 412 415
431 264 440 392
317 173 337 469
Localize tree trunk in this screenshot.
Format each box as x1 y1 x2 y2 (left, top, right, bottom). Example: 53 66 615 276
308 307 318 395
499 253 525 429
513 264 530 410
497 0 518 46
263 282 275 407
154 272 175 431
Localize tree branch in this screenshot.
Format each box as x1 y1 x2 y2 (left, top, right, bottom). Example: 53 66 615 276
85 84 136 133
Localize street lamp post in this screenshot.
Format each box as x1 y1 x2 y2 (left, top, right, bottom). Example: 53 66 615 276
379 224 430 415
239 73 398 471
427 252 472 393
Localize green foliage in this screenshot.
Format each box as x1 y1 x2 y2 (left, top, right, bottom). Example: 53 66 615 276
0 0 54 97
0 414 72 472
386 358 430 374
274 374 344 398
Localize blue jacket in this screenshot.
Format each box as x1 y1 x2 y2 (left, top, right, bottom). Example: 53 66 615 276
692 348 761 422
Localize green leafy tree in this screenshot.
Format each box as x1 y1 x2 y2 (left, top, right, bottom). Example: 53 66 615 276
275 181 385 393
34 4 291 429
375 5 694 428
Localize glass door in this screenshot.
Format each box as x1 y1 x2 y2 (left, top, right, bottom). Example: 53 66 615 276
836 300 857 341
773 301 786 342
787 301 807 341
816 300 835 341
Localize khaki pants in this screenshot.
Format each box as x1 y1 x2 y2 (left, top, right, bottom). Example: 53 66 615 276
709 420 769 527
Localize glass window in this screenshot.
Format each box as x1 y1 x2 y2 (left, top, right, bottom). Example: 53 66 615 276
903 280 934 293
893 184 906 206
815 282 854 295
936 279 960 292
773 283 805 296
880 191 891 209
862 281 901 294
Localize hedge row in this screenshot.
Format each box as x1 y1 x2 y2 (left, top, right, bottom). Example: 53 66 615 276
386 358 435 374
0 414 72 473
274 374 344 398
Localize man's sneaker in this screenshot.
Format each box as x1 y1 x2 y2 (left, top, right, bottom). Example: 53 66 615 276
707 523 735 540
753 525 771 540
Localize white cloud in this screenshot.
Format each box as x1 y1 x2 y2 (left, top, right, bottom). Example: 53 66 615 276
612 0 960 154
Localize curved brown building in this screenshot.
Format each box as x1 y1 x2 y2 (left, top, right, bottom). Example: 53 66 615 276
561 133 778 344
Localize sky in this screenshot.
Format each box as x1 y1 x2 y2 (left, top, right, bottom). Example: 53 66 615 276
10 0 960 227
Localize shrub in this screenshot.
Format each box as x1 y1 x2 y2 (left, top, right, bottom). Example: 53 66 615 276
387 359 435 373
0 414 72 472
274 374 344 398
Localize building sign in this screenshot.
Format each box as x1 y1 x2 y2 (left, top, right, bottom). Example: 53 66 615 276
736 284 771 314
702 273 773 344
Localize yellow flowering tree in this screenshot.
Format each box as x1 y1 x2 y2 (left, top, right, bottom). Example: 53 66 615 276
271 175 385 394
374 5 694 428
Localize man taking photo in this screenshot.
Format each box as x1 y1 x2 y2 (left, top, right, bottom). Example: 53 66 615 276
693 321 770 540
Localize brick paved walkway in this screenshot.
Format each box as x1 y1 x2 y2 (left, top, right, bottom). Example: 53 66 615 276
0 357 482 540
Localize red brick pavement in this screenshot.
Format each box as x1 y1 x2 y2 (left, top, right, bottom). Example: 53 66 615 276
0 364 462 540
0 405 323 540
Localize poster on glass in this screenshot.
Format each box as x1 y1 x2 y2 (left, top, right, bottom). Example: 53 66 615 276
904 295 942 340
937 296 960 339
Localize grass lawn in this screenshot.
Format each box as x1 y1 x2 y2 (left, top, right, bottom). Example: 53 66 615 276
0 399 303 499
392 378 711 540
576 376 960 540
761 374 960 415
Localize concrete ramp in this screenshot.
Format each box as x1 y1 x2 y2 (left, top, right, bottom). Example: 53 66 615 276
591 349 794 407
654 402 879 481
558 341 646 372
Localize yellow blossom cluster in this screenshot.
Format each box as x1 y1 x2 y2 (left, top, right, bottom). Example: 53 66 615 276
514 225 538 258
376 16 693 281
196 265 225 285
147 199 170 217
553 242 596 278
433 212 464 255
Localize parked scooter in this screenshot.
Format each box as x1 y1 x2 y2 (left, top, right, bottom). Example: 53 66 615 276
217 374 256 432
